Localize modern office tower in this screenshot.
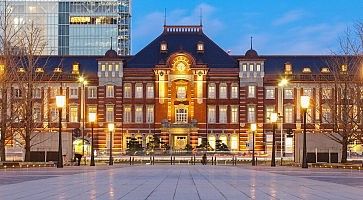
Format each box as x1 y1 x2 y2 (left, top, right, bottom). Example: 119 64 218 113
5 0 131 55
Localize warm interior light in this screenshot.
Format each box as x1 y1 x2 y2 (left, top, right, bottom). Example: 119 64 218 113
56 95 66 108
89 112 96 123
301 95 310 109
79 76 85 83
270 112 278 123
250 123 257 132
108 123 115 132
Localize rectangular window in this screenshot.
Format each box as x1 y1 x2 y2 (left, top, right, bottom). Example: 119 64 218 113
106 85 114 98
284 89 294 99
70 88 78 99
135 84 143 98
88 87 97 98
303 88 312 97
219 84 227 99
177 86 187 99
14 88 22 98
231 106 238 123
265 106 275 123
284 106 293 123
33 88 41 99
219 106 227 123
135 105 143 123
306 108 313 123
124 84 131 98
322 105 332 123
50 107 58 122
101 65 106 71
176 108 188 123
247 105 256 123
70 106 78 122
146 105 154 123
256 64 261 71
265 88 275 99
106 105 114 122
88 106 97 121
146 85 154 99
108 64 112 71
208 106 216 123
242 64 247 71
208 84 216 99
248 85 256 98
124 106 131 123
33 107 41 122
322 88 332 99
231 85 238 99
249 64 254 71
115 64 119 71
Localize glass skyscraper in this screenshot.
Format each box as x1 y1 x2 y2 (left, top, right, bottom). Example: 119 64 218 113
6 0 131 55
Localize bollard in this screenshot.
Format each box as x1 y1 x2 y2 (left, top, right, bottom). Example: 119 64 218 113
150 156 152 164
173 156 176 165
191 157 193 165
171 156 173 165
129 157 132 165
194 155 196 165
153 156 155 165
255 157 258 166
215 156 217 165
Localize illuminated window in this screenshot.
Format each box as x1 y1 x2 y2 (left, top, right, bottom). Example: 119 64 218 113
322 104 332 123
265 106 275 123
72 63 79 74
14 88 22 98
242 64 247 71
249 64 254 71
208 83 216 99
124 105 131 123
231 135 238 150
321 67 330 73
135 105 143 123
177 86 186 99
219 135 227 145
219 84 227 99
70 16 91 24
176 108 188 123
146 84 154 99
35 67 44 73
115 64 119 71
247 105 256 123
341 64 347 72
70 106 78 122
106 85 114 97
18 67 25 73
124 84 131 98
231 85 238 99
231 106 238 123
208 106 216 123
160 42 167 51
87 106 97 121
284 106 294 123
33 88 41 99
284 63 292 74
284 89 294 99
265 88 275 99
88 87 97 98
302 67 311 73
303 88 312 97
219 106 227 123
197 42 204 51
322 88 332 99
54 67 62 73
135 84 143 98
248 85 256 98
208 135 216 150
33 107 41 123
0 64 4 73
256 64 261 71
306 108 313 123
108 65 112 71
146 105 154 123
106 105 114 122
101 65 106 71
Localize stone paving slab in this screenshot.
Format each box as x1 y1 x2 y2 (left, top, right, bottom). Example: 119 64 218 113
0 165 362 200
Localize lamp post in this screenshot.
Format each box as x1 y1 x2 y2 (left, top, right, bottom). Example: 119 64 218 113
89 112 96 166
250 123 257 166
108 123 115 166
56 95 66 168
79 76 88 164
301 95 310 168
278 78 288 165
270 112 278 167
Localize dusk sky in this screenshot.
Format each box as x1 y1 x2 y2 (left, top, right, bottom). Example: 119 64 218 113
132 0 363 55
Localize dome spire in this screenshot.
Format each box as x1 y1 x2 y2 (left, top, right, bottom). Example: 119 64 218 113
250 36 253 50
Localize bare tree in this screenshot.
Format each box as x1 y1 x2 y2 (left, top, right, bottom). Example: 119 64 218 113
319 26 363 163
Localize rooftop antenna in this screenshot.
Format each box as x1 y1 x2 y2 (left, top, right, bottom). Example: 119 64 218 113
250 36 253 50
200 8 203 26
110 37 113 50
164 8 167 26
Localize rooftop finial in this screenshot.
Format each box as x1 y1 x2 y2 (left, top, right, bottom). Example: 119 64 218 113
110 37 113 50
164 8 167 26
250 36 253 50
200 8 203 26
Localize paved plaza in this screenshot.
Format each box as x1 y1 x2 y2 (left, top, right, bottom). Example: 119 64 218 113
0 165 362 200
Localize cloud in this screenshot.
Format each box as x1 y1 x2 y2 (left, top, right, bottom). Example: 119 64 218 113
272 10 305 26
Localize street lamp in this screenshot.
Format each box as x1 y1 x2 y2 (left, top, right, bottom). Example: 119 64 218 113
270 112 278 167
56 95 66 168
301 95 310 168
250 123 257 166
89 112 96 166
278 78 288 165
108 123 115 166
79 76 88 164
